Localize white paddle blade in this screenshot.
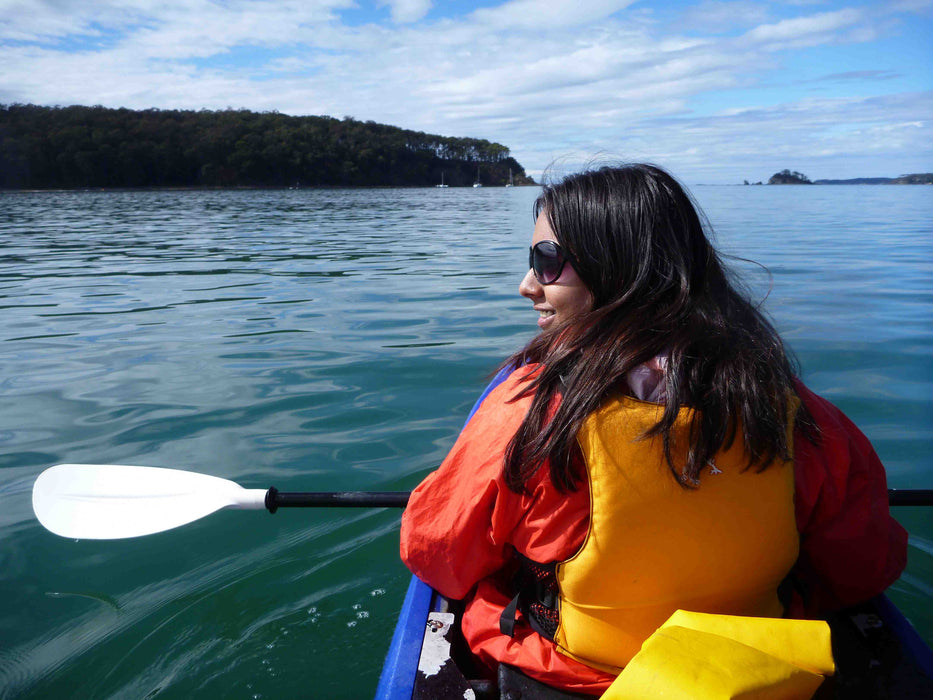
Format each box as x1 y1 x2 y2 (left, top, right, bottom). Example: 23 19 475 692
32 464 268 540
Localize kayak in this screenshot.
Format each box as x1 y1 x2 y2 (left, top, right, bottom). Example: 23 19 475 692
375 575 933 699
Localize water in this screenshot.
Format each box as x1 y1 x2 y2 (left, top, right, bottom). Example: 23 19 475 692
1 185 930 698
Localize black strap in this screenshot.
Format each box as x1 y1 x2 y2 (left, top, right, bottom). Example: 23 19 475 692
500 591 521 637
499 554 560 639
778 571 810 615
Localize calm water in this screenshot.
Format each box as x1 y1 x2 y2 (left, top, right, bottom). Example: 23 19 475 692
1 185 931 699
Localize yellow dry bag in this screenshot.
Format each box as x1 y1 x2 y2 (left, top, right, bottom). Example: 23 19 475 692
601 610 834 700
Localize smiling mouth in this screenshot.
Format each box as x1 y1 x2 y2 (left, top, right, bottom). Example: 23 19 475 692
539 310 555 319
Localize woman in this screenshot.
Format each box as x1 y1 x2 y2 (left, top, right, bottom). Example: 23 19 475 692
400 164 906 695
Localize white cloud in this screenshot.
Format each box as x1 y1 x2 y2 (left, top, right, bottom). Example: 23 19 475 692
742 8 862 44
677 1 772 33
377 0 432 24
0 0 355 48
469 0 638 30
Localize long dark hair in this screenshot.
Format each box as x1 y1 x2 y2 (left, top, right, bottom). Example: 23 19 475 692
504 163 813 493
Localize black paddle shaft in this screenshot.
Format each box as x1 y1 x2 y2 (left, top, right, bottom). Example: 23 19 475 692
264 487 410 512
262 487 931 513
888 489 933 507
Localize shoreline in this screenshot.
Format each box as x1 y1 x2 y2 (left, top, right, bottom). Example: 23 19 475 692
0 183 540 193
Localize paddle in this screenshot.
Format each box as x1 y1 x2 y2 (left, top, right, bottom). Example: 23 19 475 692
888 489 933 507
32 463 409 540
32 463 932 540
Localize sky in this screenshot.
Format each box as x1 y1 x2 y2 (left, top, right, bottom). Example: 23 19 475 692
1 0 931 183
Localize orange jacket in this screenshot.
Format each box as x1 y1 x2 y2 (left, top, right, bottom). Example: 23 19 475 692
399 366 908 694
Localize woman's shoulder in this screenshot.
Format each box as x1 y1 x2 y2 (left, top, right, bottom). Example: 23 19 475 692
472 363 541 408
462 364 541 433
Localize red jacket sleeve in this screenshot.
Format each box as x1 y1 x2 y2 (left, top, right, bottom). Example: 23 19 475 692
792 381 908 614
400 370 536 599
400 367 589 600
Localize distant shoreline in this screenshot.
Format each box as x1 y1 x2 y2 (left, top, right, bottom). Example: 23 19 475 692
1 184 539 193
746 182 933 186
3 181 926 193
811 178 932 185
745 171 933 186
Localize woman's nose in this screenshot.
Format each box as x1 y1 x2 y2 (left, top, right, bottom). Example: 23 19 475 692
519 268 542 299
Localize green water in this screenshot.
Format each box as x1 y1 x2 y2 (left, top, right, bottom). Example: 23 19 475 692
1 185 930 698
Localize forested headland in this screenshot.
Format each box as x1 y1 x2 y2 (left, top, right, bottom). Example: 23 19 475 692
0 104 535 189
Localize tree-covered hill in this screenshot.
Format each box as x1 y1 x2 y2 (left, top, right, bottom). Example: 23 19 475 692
768 169 812 185
0 104 534 189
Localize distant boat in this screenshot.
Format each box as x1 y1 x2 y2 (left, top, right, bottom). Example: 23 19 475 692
473 167 482 188
435 172 448 188
505 168 513 188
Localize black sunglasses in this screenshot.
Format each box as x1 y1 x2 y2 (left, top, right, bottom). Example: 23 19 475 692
529 240 572 285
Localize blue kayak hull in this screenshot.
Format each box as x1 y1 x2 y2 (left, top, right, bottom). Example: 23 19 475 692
374 576 434 700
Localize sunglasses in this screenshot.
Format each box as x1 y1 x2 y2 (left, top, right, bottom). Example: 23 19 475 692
529 240 572 285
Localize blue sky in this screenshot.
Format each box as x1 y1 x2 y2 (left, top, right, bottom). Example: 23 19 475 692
1 0 930 183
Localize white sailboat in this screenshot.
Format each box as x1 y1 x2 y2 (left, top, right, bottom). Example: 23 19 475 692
435 172 448 188
473 166 482 188
505 168 514 187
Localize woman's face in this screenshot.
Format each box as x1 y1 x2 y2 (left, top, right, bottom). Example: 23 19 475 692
519 213 593 331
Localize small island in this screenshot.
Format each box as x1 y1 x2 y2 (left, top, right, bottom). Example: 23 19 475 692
768 170 812 185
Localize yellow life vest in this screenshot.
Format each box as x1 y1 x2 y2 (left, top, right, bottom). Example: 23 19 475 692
553 395 799 673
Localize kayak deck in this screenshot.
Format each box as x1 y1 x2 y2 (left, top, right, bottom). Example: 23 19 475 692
376 576 933 699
